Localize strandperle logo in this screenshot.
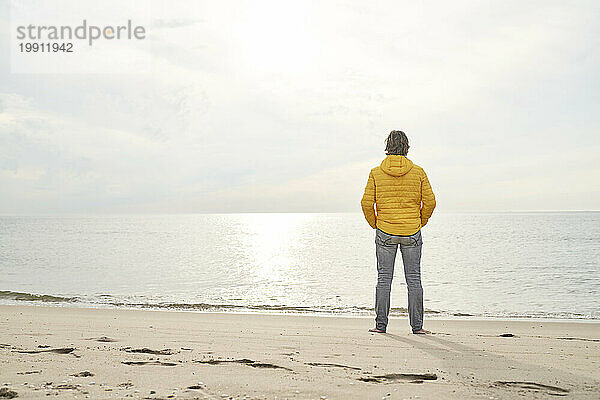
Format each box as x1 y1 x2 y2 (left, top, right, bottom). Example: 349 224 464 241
16 20 146 46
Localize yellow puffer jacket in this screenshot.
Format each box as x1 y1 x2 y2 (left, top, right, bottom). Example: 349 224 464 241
361 155 436 236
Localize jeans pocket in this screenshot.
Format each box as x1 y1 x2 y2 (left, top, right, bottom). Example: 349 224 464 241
411 231 423 247
375 229 392 246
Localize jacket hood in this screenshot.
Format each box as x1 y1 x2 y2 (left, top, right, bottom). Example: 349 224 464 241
380 155 414 177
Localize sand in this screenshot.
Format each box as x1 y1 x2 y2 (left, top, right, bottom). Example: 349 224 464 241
0 305 598 399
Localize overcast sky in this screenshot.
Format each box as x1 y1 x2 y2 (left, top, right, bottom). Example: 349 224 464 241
1 0 598 214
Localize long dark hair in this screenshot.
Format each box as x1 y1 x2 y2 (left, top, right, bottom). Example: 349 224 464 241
385 130 409 155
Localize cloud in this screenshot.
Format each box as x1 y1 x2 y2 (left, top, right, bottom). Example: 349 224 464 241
1 1 599 213
150 18 201 30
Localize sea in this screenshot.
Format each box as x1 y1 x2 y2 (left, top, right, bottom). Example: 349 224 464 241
1 212 598 320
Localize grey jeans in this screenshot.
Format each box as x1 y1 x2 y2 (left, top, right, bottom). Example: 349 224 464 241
375 228 423 332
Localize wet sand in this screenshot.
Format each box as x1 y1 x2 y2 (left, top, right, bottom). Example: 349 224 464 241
0 305 598 399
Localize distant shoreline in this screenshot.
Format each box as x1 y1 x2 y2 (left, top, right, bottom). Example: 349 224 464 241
1 297 598 322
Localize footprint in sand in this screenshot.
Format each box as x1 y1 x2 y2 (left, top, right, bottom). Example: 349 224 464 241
495 381 569 396
84 336 117 343
358 373 438 383
0 387 19 399
305 362 361 371
71 371 94 377
195 358 291 371
16 370 42 375
121 360 179 366
13 347 75 354
123 347 178 355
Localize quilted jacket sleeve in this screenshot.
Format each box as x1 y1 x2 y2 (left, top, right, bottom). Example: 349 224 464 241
361 171 377 229
420 170 436 227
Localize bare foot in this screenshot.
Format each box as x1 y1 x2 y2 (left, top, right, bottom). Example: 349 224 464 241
412 329 431 334
368 328 386 333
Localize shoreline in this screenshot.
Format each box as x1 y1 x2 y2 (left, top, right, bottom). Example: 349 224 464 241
0 300 598 323
1 304 599 399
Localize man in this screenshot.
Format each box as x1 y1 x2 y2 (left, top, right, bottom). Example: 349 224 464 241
361 130 436 334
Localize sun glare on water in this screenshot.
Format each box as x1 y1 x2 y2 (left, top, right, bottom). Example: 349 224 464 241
238 213 307 285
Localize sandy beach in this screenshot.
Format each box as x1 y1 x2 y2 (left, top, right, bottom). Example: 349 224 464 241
0 305 598 399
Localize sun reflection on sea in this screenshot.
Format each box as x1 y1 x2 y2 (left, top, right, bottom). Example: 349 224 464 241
237 213 307 287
